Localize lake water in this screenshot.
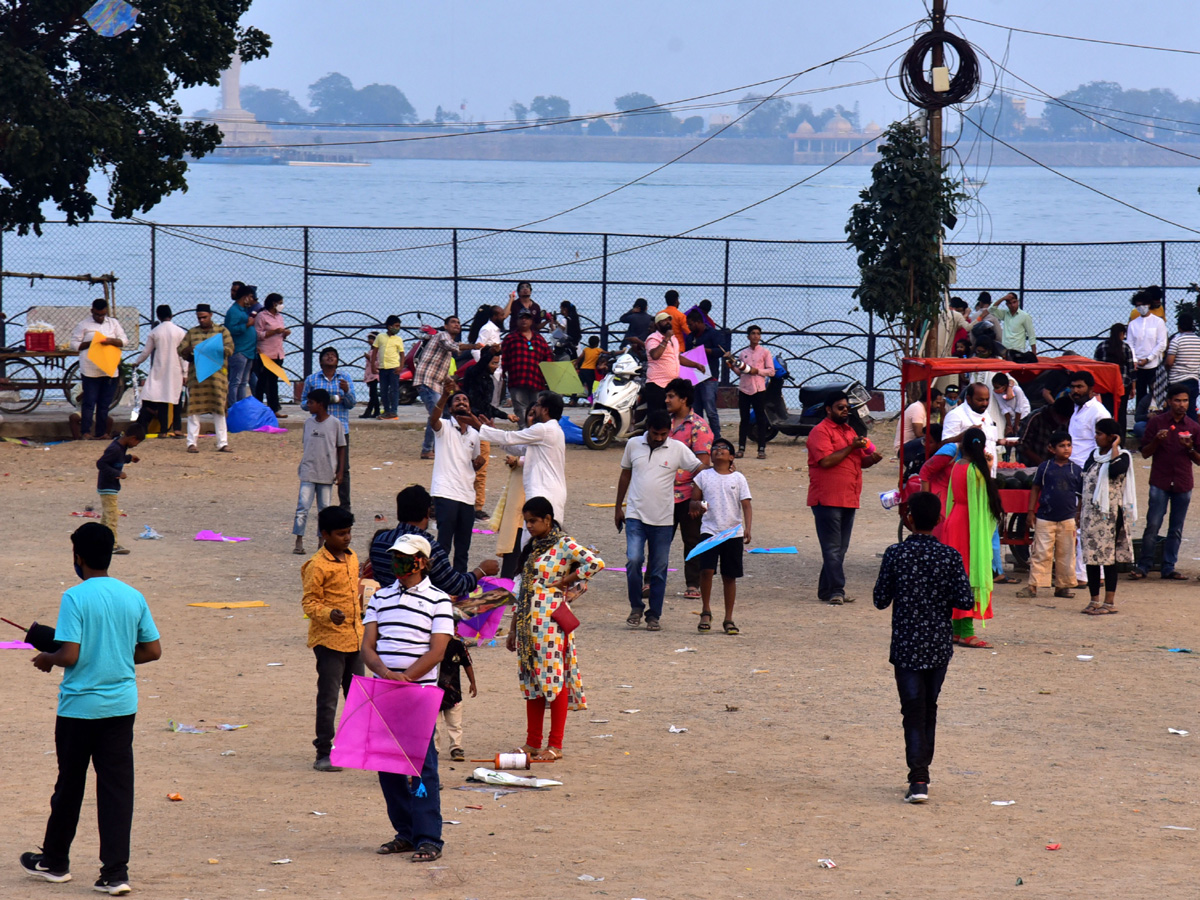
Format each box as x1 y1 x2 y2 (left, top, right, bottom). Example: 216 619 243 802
112 158 1200 242
7 158 1200 399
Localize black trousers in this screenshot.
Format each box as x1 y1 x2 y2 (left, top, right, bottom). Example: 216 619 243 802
41 714 136 882
738 390 768 451
136 400 180 434
253 357 282 412
434 496 475 573
643 382 667 414
894 665 946 785
363 382 380 418
338 433 351 510
672 499 703 589
313 645 364 757
1135 367 1157 404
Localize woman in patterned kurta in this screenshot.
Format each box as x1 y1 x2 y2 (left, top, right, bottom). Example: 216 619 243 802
505 496 604 761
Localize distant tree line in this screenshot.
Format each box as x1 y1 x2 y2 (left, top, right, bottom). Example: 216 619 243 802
954 81 1200 143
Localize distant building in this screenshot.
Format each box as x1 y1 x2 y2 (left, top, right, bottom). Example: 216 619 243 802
789 119 882 163
709 113 733 130
212 54 271 146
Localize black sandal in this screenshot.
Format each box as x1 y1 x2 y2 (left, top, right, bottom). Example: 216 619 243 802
698 612 712 633
735 448 745 459
723 620 740 635
377 839 415 855
411 842 442 863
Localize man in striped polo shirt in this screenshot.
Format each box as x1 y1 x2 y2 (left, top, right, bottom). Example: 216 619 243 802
361 534 455 863
1166 313 1200 420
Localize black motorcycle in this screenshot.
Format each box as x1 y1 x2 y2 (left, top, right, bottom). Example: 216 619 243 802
756 358 872 441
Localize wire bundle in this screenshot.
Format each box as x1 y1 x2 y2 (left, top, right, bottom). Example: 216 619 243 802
900 31 980 109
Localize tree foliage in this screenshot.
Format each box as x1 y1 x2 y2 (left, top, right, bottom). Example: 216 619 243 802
1 0 270 234
845 121 965 347
530 94 579 133
241 85 308 123
614 92 675 136
307 73 415 124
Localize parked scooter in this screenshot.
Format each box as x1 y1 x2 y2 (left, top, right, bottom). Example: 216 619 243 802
758 357 871 441
582 349 646 450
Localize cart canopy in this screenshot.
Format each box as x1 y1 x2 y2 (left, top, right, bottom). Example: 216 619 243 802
901 355 1124 400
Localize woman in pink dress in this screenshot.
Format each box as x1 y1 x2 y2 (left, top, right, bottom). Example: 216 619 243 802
940 427 1004 648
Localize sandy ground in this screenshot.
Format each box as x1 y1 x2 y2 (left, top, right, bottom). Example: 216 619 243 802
1 420 1198 900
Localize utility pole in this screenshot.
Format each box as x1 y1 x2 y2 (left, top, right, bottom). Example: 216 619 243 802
929 0 945 166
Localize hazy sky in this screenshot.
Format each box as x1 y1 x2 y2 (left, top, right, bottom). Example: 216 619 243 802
178 0 1200 125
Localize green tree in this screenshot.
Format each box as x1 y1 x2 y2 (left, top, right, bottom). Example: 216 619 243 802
1043 81 1123 139
530 95 579 134
241 85 310 123
845 121 966 357
614 92 675 136
308 73 358 123
587 117 615 136
1 0 269 234
354 83 416 123
679 115 705 135
510 101 529 124
737 94 790 137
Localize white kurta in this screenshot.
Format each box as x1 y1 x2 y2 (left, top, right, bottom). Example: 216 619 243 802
476 419 567 523
69 317 129 378
133 320 188 403
941 402 1000 473
1127 314 1167 369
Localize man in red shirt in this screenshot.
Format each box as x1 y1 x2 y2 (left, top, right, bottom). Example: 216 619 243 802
807 392 883 604
501 309 552 423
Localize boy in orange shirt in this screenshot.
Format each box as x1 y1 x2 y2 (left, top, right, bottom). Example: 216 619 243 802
301 505 364 772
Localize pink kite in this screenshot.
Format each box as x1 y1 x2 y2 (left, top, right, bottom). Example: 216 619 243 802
0 641 34 650
458 605 507 642
194 530 251 543
678 346 711 386
330 675 443 776
477 576 515 594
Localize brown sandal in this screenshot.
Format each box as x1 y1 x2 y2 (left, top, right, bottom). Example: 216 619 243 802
1081 601 1103 614
1053 588 1076 598
1085 602 1118 615
532 747 561 761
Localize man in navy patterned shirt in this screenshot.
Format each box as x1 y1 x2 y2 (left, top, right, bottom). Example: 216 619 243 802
874 491 975 804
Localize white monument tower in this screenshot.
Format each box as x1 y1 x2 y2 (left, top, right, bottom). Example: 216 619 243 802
212 53 271 146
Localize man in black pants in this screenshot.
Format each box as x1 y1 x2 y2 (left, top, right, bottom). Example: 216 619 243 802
22 523 162 895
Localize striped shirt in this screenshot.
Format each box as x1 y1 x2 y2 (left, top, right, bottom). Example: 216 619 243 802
364 577 455 684
1168 331 1200 381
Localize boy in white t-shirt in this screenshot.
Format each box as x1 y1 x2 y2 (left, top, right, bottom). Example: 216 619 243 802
689 438 753 635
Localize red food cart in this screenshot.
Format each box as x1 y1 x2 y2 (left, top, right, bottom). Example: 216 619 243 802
896 356 1125 547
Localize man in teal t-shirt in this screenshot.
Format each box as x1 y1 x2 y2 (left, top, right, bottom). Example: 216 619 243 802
21 523 161 896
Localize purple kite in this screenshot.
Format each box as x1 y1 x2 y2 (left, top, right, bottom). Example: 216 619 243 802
82 0 139 37
457 605 507 642
330 676 443 776
678 346 712 386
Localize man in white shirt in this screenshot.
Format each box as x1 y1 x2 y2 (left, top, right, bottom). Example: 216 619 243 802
476 391 568 577
69 298 128 439
1128 298 1168 405
1067 370 1110 467
940 382 1000 471
615 408 703 631
428 375 485 572
133 305 187 437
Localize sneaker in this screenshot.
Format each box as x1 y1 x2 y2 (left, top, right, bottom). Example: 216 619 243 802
450 748 465 761
645 616 662 632
112 546 131 555
94 879 132 895
20 852 71 883
904 783 929 804
626 611 643 628
313 756 343 772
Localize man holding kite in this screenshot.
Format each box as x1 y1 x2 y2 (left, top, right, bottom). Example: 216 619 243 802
177 304 234 453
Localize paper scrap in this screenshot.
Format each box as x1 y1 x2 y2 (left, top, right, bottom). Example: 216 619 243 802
818 858 837 868
991 800 1016 806
1077 655 1094 661
674 647 697 653
271 859 291 865
188 601 269 609
621 709 640 714
1046 843 1061 851
748 546 799 554
170 720 249 733
194 530 251 543
312 811 327 816
668 725 689 734
167 792 183 801
1163 825 1196 830
589 719 609 724
577 875 604 882
1168 728 1190 736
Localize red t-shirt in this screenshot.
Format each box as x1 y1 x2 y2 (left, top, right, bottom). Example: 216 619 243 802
807 417 869 508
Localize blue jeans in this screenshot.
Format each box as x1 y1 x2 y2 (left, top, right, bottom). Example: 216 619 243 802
227 351 253 408
80 375 120 437
693 379 721 438
418 384 439 453
625 518 674 619
378 733 442 850
894 665 947 785
293 481 333 536
1138 485 1192 576
379 368 400 417
811 505 856 600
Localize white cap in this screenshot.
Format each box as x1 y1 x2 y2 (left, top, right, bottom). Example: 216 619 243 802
388 534 432 557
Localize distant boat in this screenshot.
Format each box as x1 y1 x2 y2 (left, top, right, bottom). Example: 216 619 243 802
191 149 370 167
963 176 986 188
287 160 370 168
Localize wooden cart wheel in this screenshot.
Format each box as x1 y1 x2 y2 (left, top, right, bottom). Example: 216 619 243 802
0 359 46 413
62 361 81 407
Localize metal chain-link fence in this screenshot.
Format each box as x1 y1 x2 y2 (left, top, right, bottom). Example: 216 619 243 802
3 223 1196 399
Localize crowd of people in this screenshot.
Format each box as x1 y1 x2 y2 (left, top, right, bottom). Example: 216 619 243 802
31 281 1200 889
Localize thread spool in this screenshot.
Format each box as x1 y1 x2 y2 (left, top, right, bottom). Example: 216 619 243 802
471 752 532 770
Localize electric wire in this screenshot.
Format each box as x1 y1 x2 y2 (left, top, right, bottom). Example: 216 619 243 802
953 15 1200 57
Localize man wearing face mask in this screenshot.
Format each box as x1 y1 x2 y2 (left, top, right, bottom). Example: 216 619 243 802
1128 287 1168 405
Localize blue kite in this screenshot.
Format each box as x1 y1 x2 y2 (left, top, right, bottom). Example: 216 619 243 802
82 0 140 37
193 333 227 383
